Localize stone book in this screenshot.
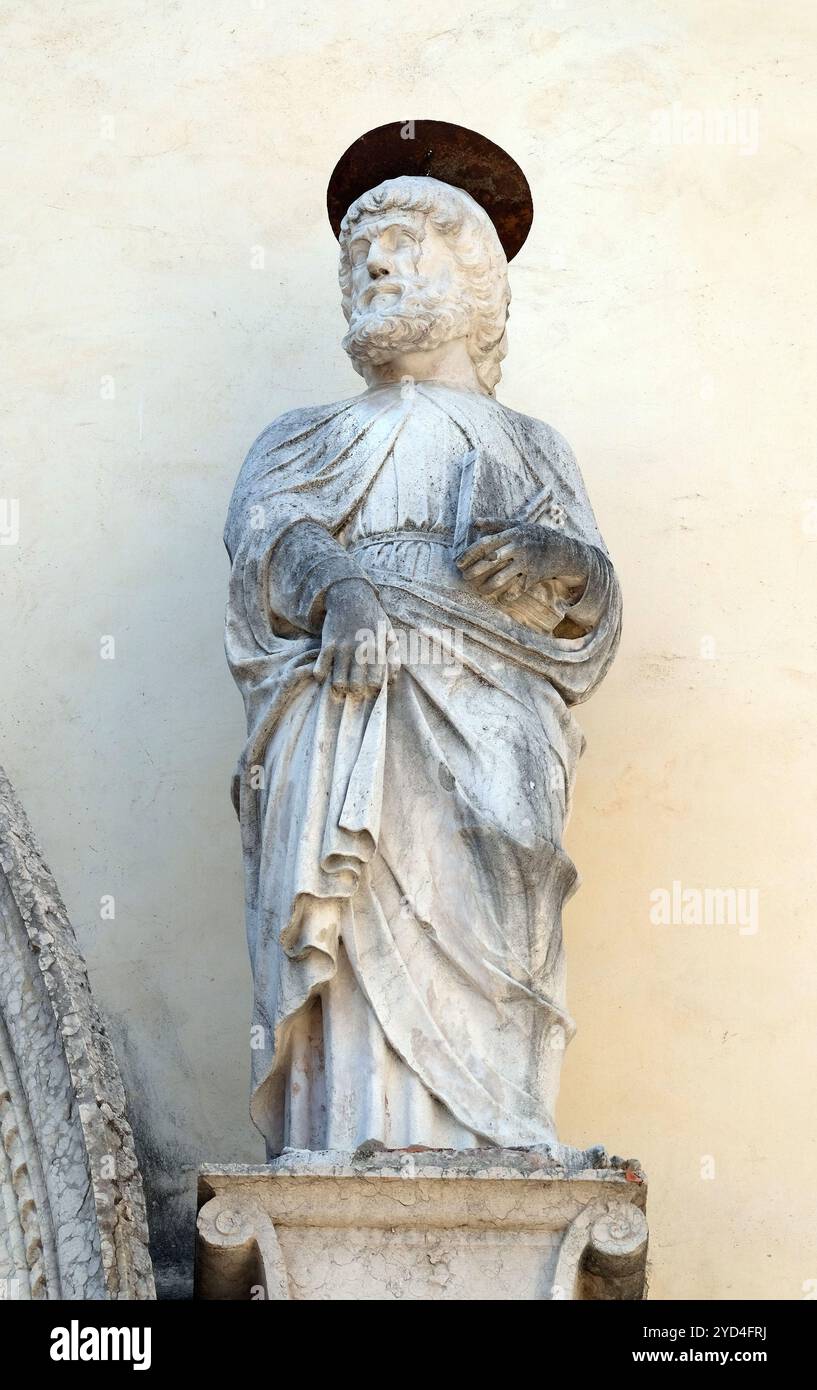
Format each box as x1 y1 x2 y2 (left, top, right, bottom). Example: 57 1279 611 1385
452 445 555 560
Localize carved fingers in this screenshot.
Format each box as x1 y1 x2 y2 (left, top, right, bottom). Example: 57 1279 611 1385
346 643 400 696
314 592 401 698
313 638 336 685
457 524 587 601
455 525 518 571
457 527 531 600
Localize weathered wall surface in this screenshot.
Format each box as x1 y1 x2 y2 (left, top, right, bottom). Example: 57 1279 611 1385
1 1 814 1297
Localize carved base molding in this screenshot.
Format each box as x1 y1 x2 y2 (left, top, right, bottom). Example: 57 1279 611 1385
196 1147 648 1301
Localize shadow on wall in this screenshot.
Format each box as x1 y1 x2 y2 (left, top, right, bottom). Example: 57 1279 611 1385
109 1015 209 1299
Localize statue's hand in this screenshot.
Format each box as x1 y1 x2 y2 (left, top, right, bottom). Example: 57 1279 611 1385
456 522 589 602
314 578 401 696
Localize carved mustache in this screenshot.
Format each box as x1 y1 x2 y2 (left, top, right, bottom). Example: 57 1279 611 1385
360 279 406 308
353 276 448 320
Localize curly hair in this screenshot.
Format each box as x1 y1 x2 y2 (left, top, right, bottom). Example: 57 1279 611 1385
338 176 511 395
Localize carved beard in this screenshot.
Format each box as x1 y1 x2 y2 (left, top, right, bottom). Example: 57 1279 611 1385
342 279 474 368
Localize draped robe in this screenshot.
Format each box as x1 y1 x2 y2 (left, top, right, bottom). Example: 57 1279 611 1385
224 381 621 1155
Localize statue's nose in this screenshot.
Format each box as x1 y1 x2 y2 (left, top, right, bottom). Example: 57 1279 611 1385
367 245 391 278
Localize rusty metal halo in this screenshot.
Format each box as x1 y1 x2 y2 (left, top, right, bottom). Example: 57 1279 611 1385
327 120 533 261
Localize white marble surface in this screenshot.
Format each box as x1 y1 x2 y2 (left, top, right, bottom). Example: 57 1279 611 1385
225 177 622 1157
197 1148 648 1300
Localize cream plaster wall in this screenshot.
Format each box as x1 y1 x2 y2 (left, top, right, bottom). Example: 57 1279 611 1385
2 0 814 1297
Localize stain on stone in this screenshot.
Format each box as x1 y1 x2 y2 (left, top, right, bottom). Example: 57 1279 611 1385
438 763 456 792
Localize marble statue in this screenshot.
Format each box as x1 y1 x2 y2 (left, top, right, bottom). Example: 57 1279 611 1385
224 164 622 1159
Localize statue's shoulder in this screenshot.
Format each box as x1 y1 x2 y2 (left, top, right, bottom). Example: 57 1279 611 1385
492 398 578 469
226 394 362 550
244 395 358 464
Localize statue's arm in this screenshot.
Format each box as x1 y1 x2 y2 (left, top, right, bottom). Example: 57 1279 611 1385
266 520 378 633
555 541 617 632
453 415 621 636
265 521 400 693
457 524 617 635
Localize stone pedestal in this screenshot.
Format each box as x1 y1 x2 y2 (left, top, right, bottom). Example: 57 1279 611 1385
196 1147 647 1301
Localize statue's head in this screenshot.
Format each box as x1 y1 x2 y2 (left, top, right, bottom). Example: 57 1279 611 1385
338 176 510 396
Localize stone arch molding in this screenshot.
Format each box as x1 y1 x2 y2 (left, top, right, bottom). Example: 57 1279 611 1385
0 766 154 1299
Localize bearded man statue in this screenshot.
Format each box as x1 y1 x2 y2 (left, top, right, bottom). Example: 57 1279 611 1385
224 156 622 1158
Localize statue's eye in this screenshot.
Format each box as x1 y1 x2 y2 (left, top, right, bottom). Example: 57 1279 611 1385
350 242 369 266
